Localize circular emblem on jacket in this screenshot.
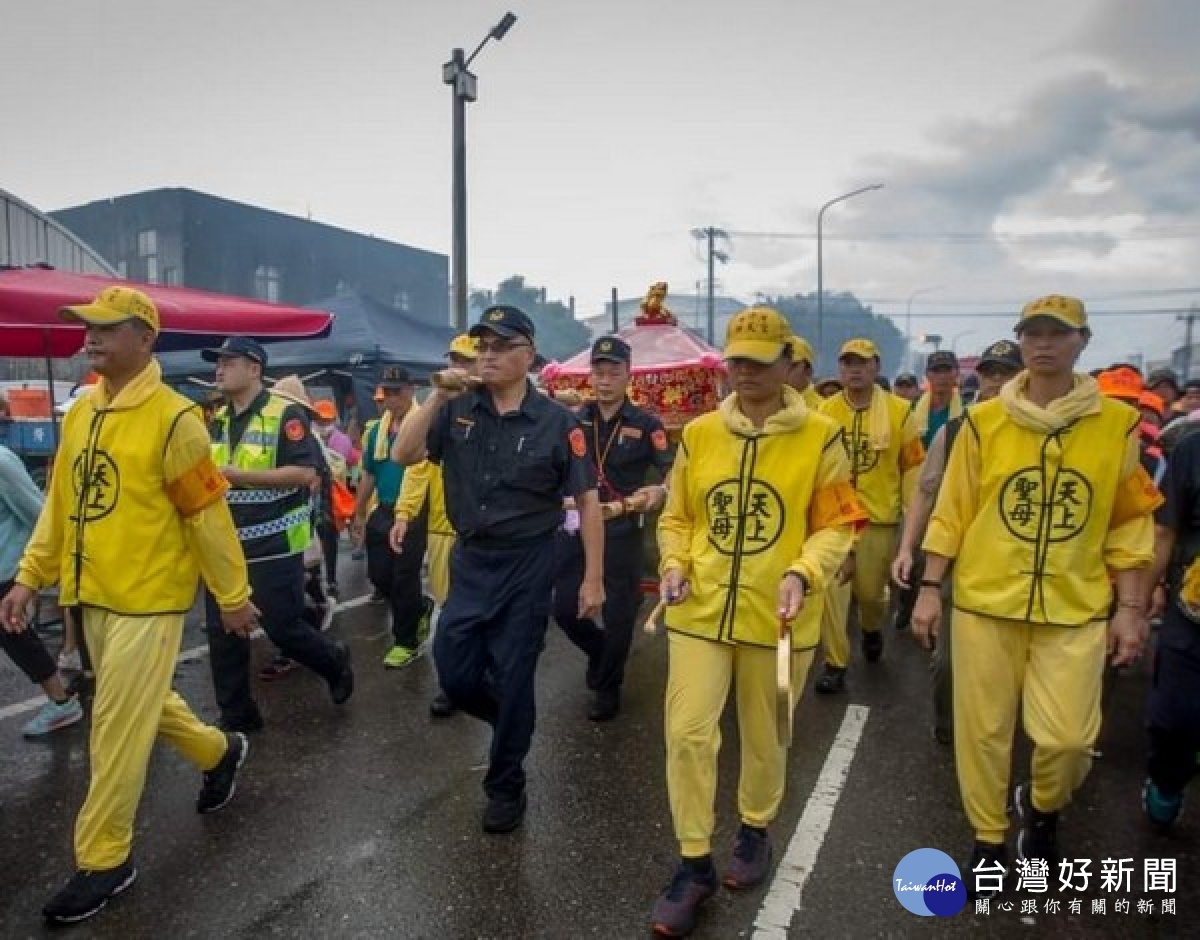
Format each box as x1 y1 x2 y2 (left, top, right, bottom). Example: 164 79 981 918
73 450 121 521
998 467 1092 543
705 479 785 555
844 432 881 476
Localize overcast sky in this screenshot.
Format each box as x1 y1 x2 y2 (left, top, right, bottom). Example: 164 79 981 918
4 0 1198 368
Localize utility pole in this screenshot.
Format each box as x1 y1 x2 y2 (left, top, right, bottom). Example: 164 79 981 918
1182 306 1198 382
611 287 619 333
691 227 729 344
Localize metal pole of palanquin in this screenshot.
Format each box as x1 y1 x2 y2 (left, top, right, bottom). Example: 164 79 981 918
611 287 619 333
444 13 518 332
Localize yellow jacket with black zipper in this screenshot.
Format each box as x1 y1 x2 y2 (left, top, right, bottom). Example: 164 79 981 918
923 373 1161 626
658 386 867 649
16 361 249 615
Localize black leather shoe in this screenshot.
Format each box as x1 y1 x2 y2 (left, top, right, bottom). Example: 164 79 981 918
329 643 354 705
814 665 847 694
482 792 527 834
862 630 884 663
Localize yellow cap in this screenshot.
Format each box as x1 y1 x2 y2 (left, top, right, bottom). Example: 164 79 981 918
786 335 815 365
446 333 480 360
60 285 160 334
839 338 879 360
1017 294 1087 331
724 306 792 363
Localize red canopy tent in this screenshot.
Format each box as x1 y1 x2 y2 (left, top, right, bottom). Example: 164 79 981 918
539 283 727 430
0 265 334 358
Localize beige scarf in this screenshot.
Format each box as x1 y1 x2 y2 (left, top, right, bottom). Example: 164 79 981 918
847 385 894 452
372 409 394 462
911 389 964 440
999 372 1101 433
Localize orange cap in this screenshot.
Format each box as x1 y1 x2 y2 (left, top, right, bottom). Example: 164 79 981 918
1097 367 1143 403
314 400 337 421
1138 390 1165 418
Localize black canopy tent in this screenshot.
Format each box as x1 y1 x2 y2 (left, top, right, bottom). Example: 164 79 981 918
158 290 455 427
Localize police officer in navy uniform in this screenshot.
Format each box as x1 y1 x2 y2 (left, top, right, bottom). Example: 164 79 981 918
393 305 605 834
554 336 673 721
204 337 354 731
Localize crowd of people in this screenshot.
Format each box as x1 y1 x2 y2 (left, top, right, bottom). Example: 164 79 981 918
0 284 1197 935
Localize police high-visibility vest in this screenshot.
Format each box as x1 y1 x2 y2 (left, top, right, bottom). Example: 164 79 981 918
213 395 310 557
933 397 1157 626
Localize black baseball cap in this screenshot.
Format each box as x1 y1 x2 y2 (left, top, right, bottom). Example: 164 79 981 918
469 305 536 342
926 350 959 371
977 339 1023 372
591 335 631 364
378 365 412 388
893 372 919 387
202 336 267 366
1147 368 1181 394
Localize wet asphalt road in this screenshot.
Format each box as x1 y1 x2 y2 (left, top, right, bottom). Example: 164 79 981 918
1 554 1196 939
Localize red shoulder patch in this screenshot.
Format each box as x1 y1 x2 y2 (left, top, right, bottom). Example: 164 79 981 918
652 429 668 451
284 419 306 442
569 427 587 458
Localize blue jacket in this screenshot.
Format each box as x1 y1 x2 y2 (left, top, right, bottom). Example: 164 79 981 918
0 445 44 582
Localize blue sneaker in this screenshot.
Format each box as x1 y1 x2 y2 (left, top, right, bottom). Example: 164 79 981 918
23 697 83 738
1142 778 1184 829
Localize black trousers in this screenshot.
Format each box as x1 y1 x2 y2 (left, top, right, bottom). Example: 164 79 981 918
317 517 340 588
205 552 344 725
0 579 57 685
553 527 643 699
434 537 555 801
1146 610 1200 796
365 504 429 649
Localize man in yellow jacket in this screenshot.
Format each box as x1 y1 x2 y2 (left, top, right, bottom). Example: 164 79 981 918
815 338 924 693
390 332 480 716
0 287 258 925
914 294 1161 896
650 307 865 938
785 335 823 408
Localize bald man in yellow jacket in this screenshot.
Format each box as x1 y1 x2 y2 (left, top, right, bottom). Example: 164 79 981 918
0 287 256 925
914 295 1161 897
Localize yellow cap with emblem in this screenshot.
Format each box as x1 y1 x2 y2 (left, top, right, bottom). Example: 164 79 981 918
724 306 792 363
446 334 480 360
60 285 160 334
1017 294 1088 331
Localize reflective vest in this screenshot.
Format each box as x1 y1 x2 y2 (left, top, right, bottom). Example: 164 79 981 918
213 395 310 557
949 397 1154 625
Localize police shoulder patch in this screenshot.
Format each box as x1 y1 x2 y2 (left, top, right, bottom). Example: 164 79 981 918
284 418 307 442
569 427 587 458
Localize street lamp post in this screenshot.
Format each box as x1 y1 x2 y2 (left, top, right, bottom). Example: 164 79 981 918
816 183 883 365
904 286 943 373
444 12 518 331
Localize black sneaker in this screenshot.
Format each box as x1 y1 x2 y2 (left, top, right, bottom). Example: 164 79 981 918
965 842 1007 900
651 862 718 937
482 792 527 834
328 642 355 705
429 690 458 718
814 664 847 694
1013 782 1059 870
42 863 137 924
862 630 884 663
723 825 772 889
196 733 249 814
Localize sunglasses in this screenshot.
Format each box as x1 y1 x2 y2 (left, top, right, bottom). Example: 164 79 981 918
477 338 532 354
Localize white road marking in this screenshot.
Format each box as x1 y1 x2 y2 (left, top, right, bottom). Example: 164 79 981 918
752 704 871 939
0 592 373 722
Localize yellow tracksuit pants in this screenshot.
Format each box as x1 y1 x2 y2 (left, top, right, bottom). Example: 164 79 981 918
75 608 228 870
820 522 895 668
665 632 815 857
427 533 455 606
952 609 1107 844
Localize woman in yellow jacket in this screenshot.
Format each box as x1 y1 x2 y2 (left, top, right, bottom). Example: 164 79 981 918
915 295 1161 897
650 307 865 938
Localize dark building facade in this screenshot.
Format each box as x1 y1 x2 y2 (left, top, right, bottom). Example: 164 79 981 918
52 188 448 326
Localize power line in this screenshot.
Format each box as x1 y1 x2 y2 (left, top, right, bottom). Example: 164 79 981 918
726 228 1200 243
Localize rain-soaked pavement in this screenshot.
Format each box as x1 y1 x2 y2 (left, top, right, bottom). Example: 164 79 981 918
1 549 1196 938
